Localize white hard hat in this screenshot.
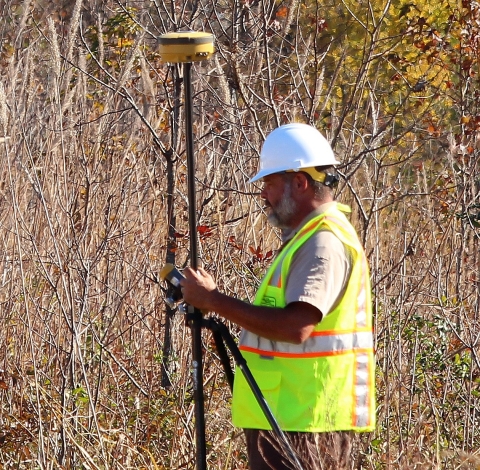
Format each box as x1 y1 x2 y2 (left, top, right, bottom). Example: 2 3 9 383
249 123 339 183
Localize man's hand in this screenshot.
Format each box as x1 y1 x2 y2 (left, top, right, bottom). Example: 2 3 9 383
180 267 218 311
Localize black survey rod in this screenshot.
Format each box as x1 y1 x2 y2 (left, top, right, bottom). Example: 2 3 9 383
183 61 207 470
184 62 199 270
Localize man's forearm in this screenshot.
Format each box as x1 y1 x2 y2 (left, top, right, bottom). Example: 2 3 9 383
206 290 319 344
180 267 321 343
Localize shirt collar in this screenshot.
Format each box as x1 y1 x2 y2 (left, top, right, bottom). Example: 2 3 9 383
281 201 338 243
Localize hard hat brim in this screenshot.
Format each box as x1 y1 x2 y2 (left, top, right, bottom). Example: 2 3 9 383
249 161 340 184
249 169 274 183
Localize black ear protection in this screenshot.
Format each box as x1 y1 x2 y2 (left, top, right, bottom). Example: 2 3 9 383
322 172 340 188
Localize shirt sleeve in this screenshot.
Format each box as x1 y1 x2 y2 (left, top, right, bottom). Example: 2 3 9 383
285 230 352 317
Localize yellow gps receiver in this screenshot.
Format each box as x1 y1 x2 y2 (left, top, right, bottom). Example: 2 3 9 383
157 31 215 63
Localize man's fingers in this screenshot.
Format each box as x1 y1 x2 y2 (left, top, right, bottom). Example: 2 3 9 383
197 267 209 277
183 266 209 281
182 267 196 279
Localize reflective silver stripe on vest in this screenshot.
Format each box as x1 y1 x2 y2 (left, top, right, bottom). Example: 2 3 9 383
355 256 368 328
313 331 373 353
354 353 371 428
239 330 373 355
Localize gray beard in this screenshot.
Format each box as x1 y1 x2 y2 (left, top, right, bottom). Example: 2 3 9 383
267 183 297 229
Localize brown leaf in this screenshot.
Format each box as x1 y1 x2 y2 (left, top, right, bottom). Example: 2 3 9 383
276 6 289 18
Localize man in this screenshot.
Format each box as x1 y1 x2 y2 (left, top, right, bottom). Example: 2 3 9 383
180 123 375 470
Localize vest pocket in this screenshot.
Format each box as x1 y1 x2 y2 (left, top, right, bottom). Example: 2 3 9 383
231 369 282 430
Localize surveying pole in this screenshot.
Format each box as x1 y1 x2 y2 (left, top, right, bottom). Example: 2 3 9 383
157 31 214 470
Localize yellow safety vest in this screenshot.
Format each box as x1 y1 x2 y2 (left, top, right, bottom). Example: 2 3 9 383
231 204 375 432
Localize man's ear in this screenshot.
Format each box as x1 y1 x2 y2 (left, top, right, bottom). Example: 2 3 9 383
292 172 310 192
